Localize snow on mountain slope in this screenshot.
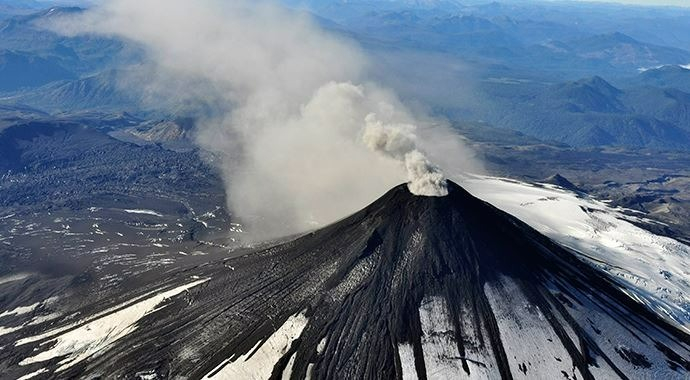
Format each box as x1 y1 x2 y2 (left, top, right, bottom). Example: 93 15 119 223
15 278 209 372
462 174 690 332
3 180 689 379
203 312 308 379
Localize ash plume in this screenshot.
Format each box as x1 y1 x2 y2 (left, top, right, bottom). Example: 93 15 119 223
362 113 447 196
48 0 479 240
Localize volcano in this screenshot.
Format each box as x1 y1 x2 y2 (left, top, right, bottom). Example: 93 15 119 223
6 181 690 379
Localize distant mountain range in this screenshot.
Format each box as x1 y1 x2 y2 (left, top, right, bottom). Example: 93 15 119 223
568 32 690 68
468 75 690 150
524 32 690 76
630 65 690 92
0 50 75 91
307 1 690 78
0 6 134 79
2 69 139 112
2 4 690 151
303 0 690 52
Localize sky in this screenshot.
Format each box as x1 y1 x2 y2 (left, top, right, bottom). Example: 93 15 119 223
9 0 690 9
574 0 690 6
25 0 690 6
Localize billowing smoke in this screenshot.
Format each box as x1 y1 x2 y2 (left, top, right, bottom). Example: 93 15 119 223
49 0 479 240
362 114 447 196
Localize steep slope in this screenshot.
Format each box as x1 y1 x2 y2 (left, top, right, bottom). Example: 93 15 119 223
3 181 690 379
568 32 690 69
0 7 129 76
4 69 139 112
543 173 582 192
0 50 74 91
634 65 690 92
476 76 690 149
462 175 690 331
551 76 624 113
622 87 690 130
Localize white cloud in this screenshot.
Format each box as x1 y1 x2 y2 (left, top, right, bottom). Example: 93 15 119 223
48 0 480 240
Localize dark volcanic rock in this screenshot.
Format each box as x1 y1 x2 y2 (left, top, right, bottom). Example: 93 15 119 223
544 173 583 192
3 181 689 379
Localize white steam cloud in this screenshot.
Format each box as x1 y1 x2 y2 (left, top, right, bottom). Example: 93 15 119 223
49 0 479 240
362 114 447 196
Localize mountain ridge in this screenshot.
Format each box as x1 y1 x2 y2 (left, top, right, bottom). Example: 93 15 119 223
5 180 689 379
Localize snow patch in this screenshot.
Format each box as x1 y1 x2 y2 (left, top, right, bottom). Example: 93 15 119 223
462 174 690 331
0 302 40 318
0 325 22 337
203 312 308 379
397 343 418 380
455 302 498 379
281 351 298 380
17 368 48 380
316 337 327 355
553 277 684 378
484 277 583 378
124 209 164 217
18 279 209 371
0 272 30 285
418 296 466 379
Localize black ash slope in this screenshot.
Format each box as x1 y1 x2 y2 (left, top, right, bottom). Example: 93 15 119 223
7 181 690 379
